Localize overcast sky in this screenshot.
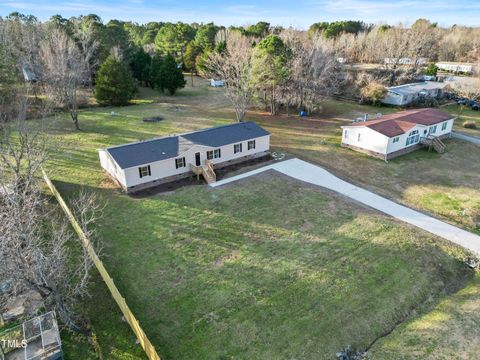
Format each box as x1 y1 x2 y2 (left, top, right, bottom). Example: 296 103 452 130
1 0 479 28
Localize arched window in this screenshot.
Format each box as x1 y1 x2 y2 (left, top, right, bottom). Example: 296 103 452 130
406 130 420 146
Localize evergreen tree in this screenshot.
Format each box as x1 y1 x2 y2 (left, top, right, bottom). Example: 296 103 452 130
149 55 164 90
158 54 186 95
184 41 200 73
129 47 151 84
94 55 136 106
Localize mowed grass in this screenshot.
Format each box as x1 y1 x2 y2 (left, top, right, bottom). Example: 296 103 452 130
38 77 479 358
54 174 471 359
443 103 480 136
248 113 480 234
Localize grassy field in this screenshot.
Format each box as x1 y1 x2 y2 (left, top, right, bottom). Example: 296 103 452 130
369 272 480 359
38 77 479 358
443 103 480 136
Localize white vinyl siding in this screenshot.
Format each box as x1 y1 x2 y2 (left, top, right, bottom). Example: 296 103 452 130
110 135 270 189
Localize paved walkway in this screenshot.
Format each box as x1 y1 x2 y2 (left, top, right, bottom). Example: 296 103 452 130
211 158 480 255
452 131 480 145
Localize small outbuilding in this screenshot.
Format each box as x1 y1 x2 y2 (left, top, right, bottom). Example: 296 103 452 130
99 122 270 192
341 108 455 160
210 79 225 87
382 82 447 106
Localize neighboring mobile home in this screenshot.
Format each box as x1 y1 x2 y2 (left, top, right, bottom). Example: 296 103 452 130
382 82 447 106
99 121 270 192
436 62 474 74
341 108 454 160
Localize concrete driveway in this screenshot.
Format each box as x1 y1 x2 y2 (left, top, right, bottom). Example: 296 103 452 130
452 131 480 145
211 158 480 255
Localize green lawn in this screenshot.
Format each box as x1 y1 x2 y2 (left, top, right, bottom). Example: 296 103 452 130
369 273 480 359
443 104 480 137
37 77 479 358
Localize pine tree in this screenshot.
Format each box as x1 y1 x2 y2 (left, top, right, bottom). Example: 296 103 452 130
159 54 186 95
149 55 164 90
94 55 136 106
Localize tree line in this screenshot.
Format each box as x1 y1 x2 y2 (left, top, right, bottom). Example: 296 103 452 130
1 13 480 128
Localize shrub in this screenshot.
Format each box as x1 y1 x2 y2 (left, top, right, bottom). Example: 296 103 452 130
463 121 477 129
361 82 387 106
94 55 136 106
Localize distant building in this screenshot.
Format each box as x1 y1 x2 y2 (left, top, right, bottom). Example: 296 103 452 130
382 82 447 106
435 62 474 74
384 57 427 66
341 108 454 160
210 79 225 87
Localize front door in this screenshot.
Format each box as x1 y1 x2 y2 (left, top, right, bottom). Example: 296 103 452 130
195 152 201 166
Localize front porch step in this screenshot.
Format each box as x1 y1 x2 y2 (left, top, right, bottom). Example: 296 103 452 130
190 161 217 184
421 135 446 154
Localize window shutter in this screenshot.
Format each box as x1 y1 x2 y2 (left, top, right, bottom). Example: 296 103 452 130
139 167 143 178
148 165 151 176
218 149 221 158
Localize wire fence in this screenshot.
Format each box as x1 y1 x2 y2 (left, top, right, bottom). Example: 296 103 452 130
42 170 161 360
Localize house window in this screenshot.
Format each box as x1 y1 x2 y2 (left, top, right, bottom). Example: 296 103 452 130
207 148 221 160
175 157 186 169
344 130 348 139
406 130 420 146
234 143 243 154
138 165 151 178
247 140 256 150
441 122 448 131
357 133 361 142
393 137 399 143
428 125 437 134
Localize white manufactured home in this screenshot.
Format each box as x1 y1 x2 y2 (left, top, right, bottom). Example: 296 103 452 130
436 62 474 74
99 121 270 192
382 82 447 106
341 108 455 160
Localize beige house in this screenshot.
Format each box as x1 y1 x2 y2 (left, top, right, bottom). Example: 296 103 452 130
99 122 270 192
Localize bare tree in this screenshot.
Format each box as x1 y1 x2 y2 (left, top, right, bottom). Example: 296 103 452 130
0 113 101 330
280 31 341 114
377 25 411 85
40 27 96 130
205 32 255 122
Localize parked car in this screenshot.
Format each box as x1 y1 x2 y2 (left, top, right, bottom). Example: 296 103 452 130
471 103 479 111
457 98 467 105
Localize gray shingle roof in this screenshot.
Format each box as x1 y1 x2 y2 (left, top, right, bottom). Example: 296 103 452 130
387 81 446 95
105 121 270 169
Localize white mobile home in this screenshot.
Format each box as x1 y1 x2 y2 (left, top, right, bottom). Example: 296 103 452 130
341 108 454 160
436 62 474 74
99 122 270 192
382 82 447 106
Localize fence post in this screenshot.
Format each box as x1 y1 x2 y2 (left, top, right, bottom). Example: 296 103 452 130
42 169 161 360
